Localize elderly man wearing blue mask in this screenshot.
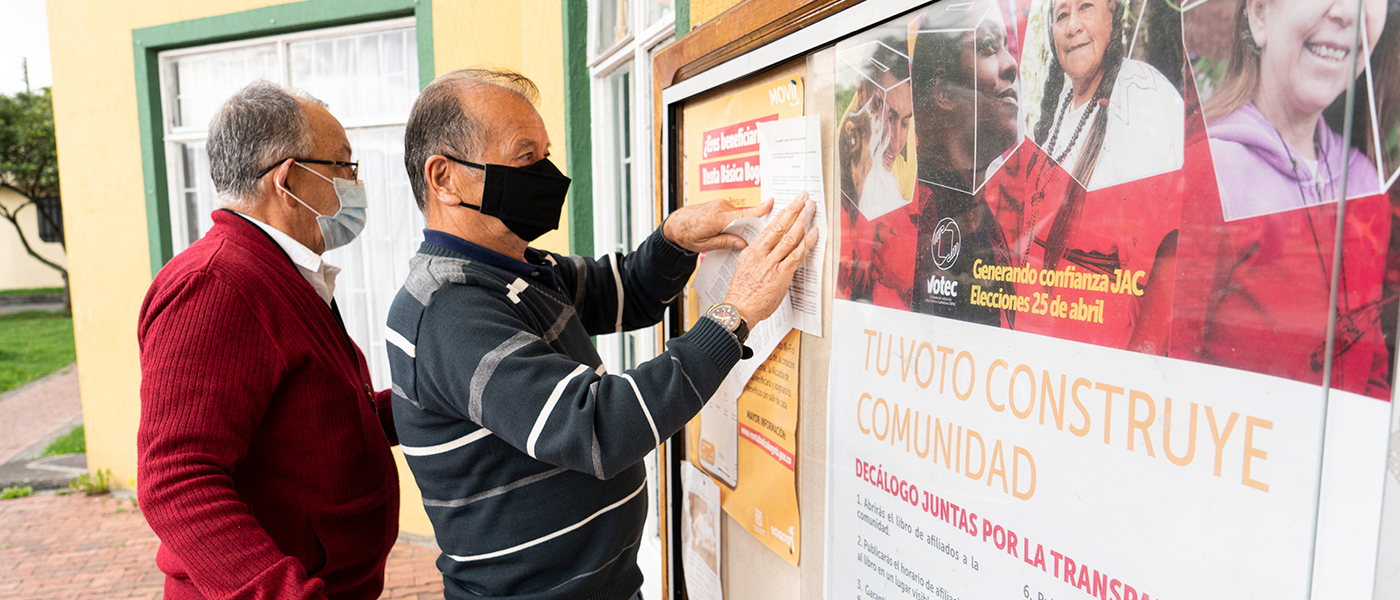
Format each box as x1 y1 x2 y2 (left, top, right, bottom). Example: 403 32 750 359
138 80 399 600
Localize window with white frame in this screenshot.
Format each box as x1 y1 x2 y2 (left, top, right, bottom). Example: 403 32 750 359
589 0 674 372
157 19 423 389
587 2 674 599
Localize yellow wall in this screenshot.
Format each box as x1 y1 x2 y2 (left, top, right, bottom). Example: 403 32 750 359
0 188 67 291
46 0 566 539
689 0 744 29
432 0 571 254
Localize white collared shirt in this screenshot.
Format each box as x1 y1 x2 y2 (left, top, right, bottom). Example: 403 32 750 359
230 211 340 306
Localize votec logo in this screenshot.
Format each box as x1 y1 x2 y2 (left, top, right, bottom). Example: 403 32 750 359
930 217 961 270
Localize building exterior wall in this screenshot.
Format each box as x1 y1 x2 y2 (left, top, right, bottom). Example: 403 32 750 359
689 0 743 28
0 187 66 291
47 0 568 538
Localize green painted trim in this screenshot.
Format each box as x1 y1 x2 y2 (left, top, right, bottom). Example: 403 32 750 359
132 0 433 277
415 0 434 88
561 0 593 255
132 0 421 49
675 0 690 37
133 40 172 278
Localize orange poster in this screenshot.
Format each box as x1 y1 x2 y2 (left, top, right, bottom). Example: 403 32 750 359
687 330 802 565
680 64 808 565
681 68 805 209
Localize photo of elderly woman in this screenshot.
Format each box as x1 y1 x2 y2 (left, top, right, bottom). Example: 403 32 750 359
1191 0 1389 220
835 31 920 309
1021 0 1185 191
908 0 1023 326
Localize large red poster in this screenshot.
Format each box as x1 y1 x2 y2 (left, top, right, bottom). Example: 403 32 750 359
834 0 1400 400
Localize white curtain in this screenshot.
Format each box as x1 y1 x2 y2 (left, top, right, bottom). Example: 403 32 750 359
164 24 422 389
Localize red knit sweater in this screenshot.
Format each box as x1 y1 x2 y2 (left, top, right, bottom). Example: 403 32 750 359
138 210 399 600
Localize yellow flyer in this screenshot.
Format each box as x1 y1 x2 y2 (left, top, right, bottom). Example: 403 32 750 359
681 68 804 209
688 329 803 565
680 62 807 565
680 66 807 328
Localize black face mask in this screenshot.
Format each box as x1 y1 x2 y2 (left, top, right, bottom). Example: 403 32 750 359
445 154 571 242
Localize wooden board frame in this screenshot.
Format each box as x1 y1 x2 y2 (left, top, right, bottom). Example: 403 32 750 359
651 1 932 598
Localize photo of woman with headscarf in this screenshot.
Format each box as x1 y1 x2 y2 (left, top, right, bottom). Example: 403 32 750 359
1201 0 1387 220
1024 0 1185 191
908 0 1023 326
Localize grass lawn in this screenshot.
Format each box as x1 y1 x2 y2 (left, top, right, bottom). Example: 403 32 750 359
41 424 85 456
0 310 76 394
0 286 64 297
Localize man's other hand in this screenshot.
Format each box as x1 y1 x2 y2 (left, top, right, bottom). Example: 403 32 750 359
663 198 775 253
722 193 819 324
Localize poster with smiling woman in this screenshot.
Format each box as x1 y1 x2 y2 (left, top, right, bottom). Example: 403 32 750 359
1192 0 1388 220
823 2 1399 599
978 0 1186 353
1172 0 1398 400
1020 0 1185 191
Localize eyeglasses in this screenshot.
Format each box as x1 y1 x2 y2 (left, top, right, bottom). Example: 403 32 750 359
255 158 359 180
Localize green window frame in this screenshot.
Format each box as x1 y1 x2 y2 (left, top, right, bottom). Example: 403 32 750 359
562 0 593 256
133 0 434 277
561 0 689 256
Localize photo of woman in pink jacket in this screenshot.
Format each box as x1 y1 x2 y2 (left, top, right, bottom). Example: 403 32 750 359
1202 0 1388 220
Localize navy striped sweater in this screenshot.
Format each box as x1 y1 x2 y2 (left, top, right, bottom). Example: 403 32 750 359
386 228 741 600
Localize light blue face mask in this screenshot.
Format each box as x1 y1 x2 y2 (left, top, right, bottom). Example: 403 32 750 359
277 162 368 251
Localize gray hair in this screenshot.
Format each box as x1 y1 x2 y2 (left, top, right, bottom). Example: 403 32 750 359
404 68 540 210
208 80 326 207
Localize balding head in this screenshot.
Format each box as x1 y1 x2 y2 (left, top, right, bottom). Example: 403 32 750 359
208 80 327 207
404 68 541 209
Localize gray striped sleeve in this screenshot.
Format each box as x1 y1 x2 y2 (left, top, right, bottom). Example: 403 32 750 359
470 331 537 423
423 467 567 508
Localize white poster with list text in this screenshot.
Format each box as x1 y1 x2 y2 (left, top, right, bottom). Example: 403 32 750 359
824 300 1347 600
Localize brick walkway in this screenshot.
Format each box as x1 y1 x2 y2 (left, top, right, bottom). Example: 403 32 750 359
0 491 444 599
0 366 82 464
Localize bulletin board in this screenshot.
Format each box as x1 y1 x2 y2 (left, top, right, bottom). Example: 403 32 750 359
655 1 1400 599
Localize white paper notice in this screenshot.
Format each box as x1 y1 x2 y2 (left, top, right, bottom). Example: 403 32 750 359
692 217 795 486
697 373 742 487
691 218 795 378
759 114 827 336
682 462 723 600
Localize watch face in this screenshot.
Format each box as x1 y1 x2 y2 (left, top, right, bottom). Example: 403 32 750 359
708 303 741 331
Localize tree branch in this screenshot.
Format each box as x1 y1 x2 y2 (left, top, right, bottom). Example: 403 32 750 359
0 200 67 277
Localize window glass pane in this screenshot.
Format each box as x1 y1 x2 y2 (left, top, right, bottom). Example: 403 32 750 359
166 44 278 129
609 67 633 255
291 27 418 124
324 126 425 388
291 43 313 87
177 141 215 244
37 198 63 243
591 0 630 55
641 0 674 30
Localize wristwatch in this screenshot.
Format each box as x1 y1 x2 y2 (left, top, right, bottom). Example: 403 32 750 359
706 303 754 359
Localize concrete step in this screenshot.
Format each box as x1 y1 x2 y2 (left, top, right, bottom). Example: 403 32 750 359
0 453 87 491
